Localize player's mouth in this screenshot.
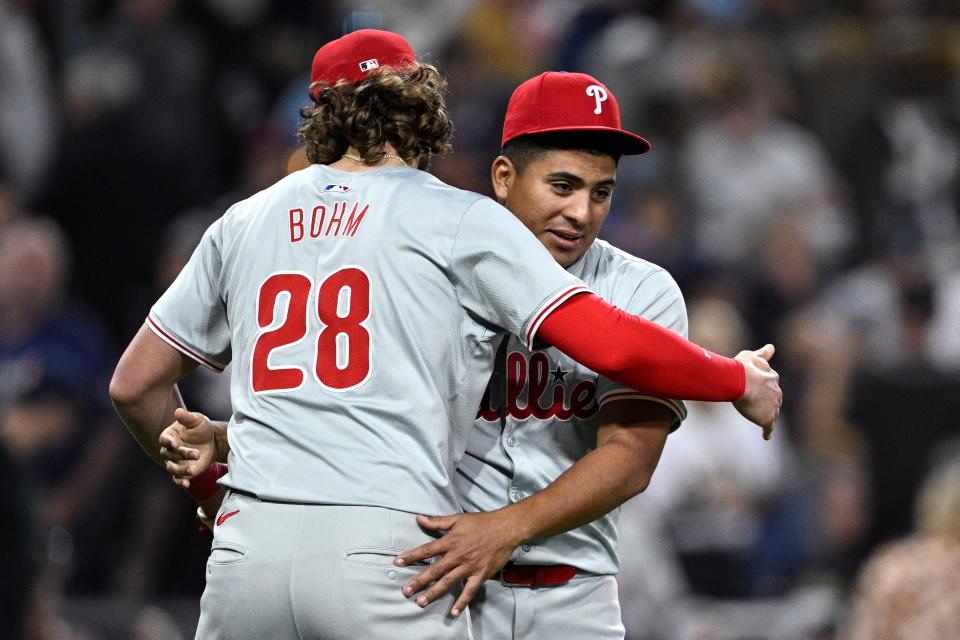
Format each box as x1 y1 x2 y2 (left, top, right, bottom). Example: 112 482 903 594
546 229 584 251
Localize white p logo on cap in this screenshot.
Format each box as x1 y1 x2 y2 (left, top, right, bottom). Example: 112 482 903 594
586 85 608 115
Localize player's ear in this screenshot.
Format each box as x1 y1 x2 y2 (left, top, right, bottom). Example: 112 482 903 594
491 155 515 202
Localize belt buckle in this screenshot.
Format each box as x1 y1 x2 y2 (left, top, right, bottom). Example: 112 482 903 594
498 567 528 588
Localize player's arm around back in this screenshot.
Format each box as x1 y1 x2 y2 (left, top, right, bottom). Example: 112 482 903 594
112 329 231 522
509 399 672 538
394 400 672 615
109 324 199 465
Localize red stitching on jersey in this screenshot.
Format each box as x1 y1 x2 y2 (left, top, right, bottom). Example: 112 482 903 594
146 316 226 372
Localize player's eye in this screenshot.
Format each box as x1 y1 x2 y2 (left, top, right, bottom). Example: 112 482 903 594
593 188 612 201
551 182 574 194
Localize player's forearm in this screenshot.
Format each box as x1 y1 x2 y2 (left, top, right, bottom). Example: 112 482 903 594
111 384 185 466
110 324 199 466
501 432 662 544
538 292 745 401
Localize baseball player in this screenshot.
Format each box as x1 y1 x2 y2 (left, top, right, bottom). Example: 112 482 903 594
393 71 706 638
114 30 781 639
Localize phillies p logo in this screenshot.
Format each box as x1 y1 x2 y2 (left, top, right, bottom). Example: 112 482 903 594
586 85 608 115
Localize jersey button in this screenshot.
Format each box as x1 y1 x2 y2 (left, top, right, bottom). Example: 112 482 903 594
512 489 524 501
505 436 517 447
521 544 531 552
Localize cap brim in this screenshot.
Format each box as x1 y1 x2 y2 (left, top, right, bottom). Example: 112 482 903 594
505 125 651 155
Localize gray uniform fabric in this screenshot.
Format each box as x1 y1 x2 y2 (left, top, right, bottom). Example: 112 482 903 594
456 240 687 638
196 492 473 640
147 164 589 637
471 575 624 640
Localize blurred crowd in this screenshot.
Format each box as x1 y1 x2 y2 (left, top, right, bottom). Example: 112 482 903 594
1 0 959 638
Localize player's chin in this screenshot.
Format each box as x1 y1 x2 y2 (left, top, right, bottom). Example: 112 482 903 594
543 234 584 267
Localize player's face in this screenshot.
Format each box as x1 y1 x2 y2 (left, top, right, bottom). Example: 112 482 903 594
492 150 616 268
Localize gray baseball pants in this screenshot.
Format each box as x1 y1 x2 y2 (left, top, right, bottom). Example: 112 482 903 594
195 491 473 639
470 573 623 640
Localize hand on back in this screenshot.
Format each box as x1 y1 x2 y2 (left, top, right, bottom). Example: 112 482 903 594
394 511 522 617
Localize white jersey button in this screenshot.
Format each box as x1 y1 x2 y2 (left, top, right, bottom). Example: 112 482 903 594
505 436 517 447
521 544 531 552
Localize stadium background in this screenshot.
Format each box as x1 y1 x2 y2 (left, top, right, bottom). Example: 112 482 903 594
1 0 959 638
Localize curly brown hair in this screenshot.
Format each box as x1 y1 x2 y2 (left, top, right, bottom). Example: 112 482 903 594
298 62 453 165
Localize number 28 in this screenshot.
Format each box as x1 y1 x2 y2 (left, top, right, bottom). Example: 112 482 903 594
251 267 371 393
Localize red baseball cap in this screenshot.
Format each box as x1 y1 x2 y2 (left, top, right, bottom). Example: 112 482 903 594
311 29 416 86
501 71 651 154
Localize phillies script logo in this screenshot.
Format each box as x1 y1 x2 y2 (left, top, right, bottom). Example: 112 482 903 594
477 351 597 422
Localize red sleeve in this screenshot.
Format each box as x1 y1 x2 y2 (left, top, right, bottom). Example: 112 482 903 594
536 292 745 402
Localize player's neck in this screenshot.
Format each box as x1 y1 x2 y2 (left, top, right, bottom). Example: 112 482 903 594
330 145 412 172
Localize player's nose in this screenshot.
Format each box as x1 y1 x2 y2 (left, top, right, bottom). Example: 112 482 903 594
562 195 591 227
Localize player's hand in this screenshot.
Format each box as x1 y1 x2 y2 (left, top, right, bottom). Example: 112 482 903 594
394 511 521 617
733 344 782 440
159 408 217 488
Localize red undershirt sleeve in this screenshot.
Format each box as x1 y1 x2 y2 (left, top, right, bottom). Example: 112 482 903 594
536 292 746 402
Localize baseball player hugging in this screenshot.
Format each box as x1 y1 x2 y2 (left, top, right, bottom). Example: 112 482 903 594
394 71 779 640
117 31 781 640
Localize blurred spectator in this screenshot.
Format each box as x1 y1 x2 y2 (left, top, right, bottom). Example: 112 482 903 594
844 445 960 640
742 206 824 344
0 216 111 428
340 0 473 54
679 45 854 272
603 187 692 277
642 296 798 597
813 234 930 369
0 0 57 202
426 22 519 196
811 15 960 272
42 0 220 335
927 266 960 372
558 0 636 73
774 307 872 590
458 0 550 81
0 216 128 596
843 257 960 548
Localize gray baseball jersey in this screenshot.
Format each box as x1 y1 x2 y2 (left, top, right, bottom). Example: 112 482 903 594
455 239 687 576
148 164 589 515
